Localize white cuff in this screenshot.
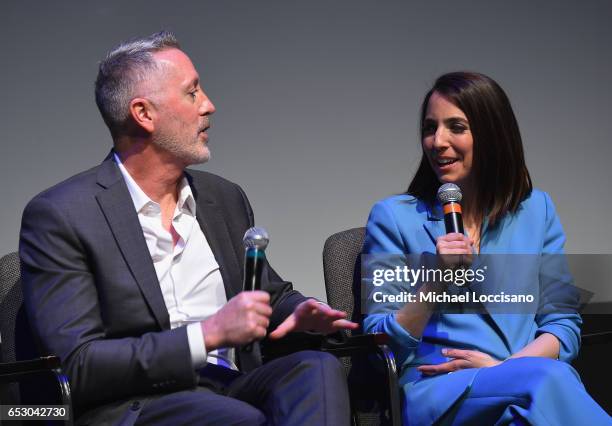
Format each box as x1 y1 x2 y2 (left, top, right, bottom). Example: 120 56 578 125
186 322 208 369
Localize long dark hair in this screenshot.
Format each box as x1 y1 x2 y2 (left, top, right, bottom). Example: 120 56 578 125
408 71 532 225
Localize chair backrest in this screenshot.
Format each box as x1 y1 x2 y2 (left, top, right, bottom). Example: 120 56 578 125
324 228 400 425
0 251 23 405
322 227 366 333
1 252 72 411
0 252 22 364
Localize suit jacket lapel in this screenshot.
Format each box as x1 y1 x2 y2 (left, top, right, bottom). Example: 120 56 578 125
186 171 243 301
423 201 445 247
477 219 515 354
186 172 263 371
95 155 170 330
423 201 514 352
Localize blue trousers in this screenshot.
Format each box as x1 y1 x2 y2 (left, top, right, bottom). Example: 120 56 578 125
438 357 610 425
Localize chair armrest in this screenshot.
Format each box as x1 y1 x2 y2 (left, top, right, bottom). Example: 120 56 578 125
0 355 73 424
262 332 389 359
0 355 61 377
582 331 612 346
318 333 391 356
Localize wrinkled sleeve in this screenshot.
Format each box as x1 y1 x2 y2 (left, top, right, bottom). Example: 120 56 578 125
534 192 582 362
362 200 421 366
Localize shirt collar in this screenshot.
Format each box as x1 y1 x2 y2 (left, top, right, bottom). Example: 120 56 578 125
113 152 196 217
177 177 196 216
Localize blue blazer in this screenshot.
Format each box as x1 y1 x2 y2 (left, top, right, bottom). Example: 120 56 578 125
362 189 582 425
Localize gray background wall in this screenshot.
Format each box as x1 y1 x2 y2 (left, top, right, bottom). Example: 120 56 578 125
2 1 611 302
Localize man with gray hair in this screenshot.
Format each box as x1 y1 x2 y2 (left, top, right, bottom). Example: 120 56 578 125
20 31 353 425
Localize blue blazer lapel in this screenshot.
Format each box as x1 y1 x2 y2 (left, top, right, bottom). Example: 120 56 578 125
477 219 517 354
423 202 445 247
187 172 243 301
95 155 171 330
423 202 515 353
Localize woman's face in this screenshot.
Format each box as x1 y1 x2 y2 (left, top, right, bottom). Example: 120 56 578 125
422 91 474 189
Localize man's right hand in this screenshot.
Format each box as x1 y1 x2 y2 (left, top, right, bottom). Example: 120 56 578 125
200 290 272 351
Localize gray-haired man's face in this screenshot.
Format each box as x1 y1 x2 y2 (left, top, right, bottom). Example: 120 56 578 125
144 48 216 166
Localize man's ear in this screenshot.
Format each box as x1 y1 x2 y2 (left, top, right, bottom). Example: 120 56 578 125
128 97 156 133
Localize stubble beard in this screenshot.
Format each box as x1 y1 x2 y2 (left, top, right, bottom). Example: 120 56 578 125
153 128 211 167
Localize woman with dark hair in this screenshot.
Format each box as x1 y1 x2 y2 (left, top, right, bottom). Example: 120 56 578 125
362 72 610 425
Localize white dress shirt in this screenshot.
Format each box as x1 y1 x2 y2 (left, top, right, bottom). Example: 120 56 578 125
114 153 234 369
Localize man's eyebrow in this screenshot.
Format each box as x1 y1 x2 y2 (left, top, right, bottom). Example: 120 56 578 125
185 77 199 89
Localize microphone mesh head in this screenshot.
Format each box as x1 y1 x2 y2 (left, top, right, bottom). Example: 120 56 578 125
437 183 462 204
243 227 269 250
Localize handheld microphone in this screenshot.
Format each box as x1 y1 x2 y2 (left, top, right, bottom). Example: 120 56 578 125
437 183 464 234
242 227 269 353
242 227 269 292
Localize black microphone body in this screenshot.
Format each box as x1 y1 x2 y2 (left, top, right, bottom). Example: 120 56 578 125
243 247 265 291
443 201 464 234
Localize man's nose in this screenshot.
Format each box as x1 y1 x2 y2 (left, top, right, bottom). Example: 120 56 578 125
199 94 216 115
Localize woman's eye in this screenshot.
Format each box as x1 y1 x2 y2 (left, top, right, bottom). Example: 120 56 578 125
451 124 467 134
422 124 436 135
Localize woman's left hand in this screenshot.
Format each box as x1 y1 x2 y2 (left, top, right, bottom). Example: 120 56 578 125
417 348 502 375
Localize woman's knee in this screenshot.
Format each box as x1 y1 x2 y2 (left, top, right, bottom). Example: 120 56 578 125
509 357 581 387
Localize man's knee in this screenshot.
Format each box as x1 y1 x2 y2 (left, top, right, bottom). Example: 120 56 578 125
219 403 266 426
137 388 266 426
288 350 345 376
264 351 350 425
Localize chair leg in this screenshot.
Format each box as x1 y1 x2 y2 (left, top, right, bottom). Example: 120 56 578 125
376 345 401 426
52 369 73 426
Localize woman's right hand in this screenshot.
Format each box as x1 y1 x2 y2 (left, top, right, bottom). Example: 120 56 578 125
435 233 474 269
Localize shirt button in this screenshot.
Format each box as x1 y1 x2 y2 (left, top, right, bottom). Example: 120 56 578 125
131 401 141 411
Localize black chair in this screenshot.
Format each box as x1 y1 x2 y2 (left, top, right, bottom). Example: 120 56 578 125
262 227 401 425
573 308 612 414
322 227 401 426
0 252 73 425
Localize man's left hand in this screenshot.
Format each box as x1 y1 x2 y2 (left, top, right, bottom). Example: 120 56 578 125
417 348 502 375
269 299 358 339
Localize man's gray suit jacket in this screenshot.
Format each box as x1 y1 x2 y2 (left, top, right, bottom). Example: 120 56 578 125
19 153 306 416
